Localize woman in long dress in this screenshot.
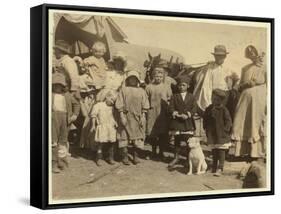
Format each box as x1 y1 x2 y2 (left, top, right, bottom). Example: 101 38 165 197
232 45 267 159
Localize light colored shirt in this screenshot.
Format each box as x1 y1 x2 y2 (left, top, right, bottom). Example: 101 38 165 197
180 92 187 101
209 64 232 90
104 70 125 90
58 55 80 91
53 94 67 112
196 62 234 111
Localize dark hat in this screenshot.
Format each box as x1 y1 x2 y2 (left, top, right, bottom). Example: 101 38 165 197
212 45 229 55
212 88 227 98
53 40 71 54
52 72 67 87
176 75 191 85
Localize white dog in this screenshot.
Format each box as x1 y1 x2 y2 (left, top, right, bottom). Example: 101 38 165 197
187 138 207 175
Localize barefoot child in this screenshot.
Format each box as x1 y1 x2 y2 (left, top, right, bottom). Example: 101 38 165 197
90 91 118 166
145 68 172 160
115 71 149 165
203 89 232 176
168 76 197 170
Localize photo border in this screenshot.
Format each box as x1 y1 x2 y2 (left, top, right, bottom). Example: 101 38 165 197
30 3 274 209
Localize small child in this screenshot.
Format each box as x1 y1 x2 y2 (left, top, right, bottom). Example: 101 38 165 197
52 72 80 173
168 76 197 170
96 52 127 102
90 91 118 166
83 41 108 90
145 68 172 160
115 71 150 165
203 89 232 176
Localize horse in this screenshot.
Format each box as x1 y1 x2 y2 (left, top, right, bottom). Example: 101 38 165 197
143 52 162 84
143 52 207 94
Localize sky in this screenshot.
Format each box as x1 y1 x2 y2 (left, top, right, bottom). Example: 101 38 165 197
112 15 268 75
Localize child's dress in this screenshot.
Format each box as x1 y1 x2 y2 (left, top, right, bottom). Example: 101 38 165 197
145 83 172 137
203 104 232 149
90 102 117 143
115 87 149 148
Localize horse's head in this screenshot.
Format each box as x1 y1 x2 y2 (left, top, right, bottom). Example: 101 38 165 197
144 52 162 83
144 52 161 71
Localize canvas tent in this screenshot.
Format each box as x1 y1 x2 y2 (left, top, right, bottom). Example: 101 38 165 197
53 13 129 60
53 13 184 78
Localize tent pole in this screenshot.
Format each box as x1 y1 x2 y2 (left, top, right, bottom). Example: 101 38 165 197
77 40 82 56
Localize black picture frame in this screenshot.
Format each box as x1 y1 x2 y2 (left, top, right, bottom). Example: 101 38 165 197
30 3 275 209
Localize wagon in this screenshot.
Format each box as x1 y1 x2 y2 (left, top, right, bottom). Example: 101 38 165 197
53 13 185 79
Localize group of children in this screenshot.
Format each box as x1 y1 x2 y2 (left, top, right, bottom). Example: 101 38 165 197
52 40 234 178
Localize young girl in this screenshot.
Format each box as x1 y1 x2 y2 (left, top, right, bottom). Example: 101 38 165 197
203 89 232 176
115 71 149 165
83 41 108 90
145 68 172 160
90 91 118 166
168 76 197 170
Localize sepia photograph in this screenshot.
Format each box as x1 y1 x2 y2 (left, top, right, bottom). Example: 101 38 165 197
44 6 273 206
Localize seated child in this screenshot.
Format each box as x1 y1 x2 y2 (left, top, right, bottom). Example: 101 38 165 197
115 71 150 165
203 89 232 177
90 91 118 166
83 41 108 90
168 76 197 171
52 72 80 173
145 68 172 160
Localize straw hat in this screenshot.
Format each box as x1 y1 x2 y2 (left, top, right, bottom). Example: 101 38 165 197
211 45 229 55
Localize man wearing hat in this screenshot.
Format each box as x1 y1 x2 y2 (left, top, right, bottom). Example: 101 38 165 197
54 40 80 92
193 45 238 113
191 45 238 147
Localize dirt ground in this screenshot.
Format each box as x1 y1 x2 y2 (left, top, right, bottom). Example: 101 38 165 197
52 144 249 201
